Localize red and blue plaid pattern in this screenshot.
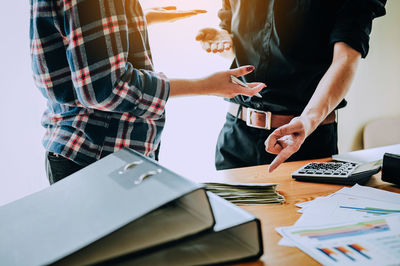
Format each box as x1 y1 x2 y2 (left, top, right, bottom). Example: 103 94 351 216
31 0 170 166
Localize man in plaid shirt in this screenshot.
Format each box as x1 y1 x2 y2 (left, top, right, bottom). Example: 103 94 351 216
31 0 265 184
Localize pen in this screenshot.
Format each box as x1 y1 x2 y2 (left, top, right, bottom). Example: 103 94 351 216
230 75 262 98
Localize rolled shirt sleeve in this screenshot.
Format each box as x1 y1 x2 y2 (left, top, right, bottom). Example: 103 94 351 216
218 0 233 32
330 0 387 58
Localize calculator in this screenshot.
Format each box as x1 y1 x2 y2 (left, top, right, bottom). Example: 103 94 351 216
292 160 382 185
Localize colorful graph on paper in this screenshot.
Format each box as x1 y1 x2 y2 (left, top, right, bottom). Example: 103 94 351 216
339 206 400 216
317 247 338 261
348 244 371 259
335 246 356 261
282 215 400 265
317 244 371 262
292 219 389 241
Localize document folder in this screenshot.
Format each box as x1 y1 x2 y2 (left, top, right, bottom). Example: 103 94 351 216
110 192 264 265
0 148 214 266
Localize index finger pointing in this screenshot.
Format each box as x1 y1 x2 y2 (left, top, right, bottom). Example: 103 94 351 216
268 149 292 172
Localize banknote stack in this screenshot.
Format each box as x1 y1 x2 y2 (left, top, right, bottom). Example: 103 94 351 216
204 182 285 205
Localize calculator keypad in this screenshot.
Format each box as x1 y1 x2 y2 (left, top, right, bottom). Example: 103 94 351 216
293 162 359 178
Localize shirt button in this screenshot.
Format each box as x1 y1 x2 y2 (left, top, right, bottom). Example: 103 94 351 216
266 22 271 28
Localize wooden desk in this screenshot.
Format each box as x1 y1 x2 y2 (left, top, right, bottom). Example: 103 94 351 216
193 159 400 266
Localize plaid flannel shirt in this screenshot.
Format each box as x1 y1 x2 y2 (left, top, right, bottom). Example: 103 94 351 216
30 0 170 166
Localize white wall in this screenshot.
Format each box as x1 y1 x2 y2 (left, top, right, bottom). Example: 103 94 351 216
0 2 48 205
338 0 400 151
142 0 231 178
1 1 399 206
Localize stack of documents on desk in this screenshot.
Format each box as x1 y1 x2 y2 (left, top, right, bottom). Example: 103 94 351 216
276 185 400 265
204 182 285 204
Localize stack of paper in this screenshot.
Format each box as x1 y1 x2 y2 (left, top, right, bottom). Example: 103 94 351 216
204 182 285 204
276 185 400 265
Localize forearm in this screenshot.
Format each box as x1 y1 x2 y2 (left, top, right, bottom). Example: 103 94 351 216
169 79 208 97
145 7 206 26
169 66 265 98
301 42 361 135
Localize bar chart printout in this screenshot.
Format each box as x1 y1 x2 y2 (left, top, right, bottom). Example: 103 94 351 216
339 206 400 216
282 216 400 265
316 244 371 263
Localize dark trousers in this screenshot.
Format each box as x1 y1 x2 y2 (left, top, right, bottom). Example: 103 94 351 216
45 145 161 185
45 152 85 184
215 113 338 170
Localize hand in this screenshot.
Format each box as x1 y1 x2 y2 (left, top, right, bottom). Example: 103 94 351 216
195 28 233 54
202 65 266 98
145 6 207 26
264 117 311 172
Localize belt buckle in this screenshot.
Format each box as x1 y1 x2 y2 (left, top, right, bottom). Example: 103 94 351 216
246 108 272 130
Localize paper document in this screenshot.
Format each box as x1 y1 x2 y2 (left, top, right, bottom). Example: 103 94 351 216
276 185 400 250
295 192 400 227
280 215 400 265
332 144 400 163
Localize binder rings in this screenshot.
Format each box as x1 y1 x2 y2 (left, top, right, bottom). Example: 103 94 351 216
110 192 264 265
0 148 214 266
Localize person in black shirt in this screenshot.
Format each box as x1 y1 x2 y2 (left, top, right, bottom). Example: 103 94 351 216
196 0 387 172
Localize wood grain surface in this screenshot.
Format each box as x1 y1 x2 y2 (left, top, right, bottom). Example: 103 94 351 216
188 158 400 266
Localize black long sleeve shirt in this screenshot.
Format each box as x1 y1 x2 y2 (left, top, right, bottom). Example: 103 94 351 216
219 0 386 115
